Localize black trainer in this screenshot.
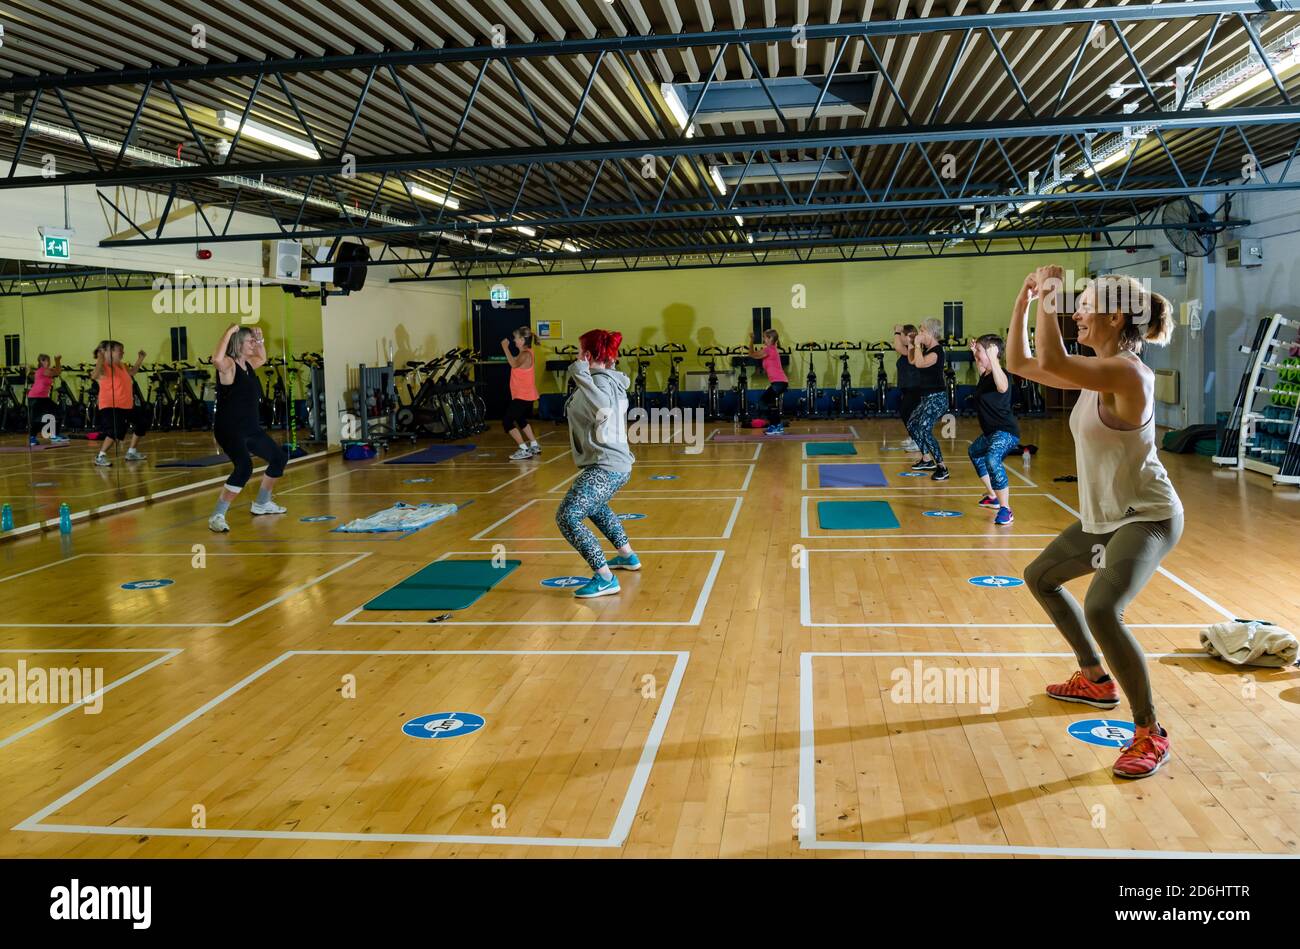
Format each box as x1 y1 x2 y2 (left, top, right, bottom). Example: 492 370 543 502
910 460 937 471
931 464 950 481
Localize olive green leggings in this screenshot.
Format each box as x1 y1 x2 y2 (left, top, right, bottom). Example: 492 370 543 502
1024 514 1184 727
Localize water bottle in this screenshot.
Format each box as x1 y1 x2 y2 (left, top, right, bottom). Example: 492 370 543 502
59 503 71 535
1022 447 1031 467
1 504 12 532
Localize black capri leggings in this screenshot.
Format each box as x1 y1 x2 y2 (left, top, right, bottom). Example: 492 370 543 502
215 427 287 489
28 397 56 437
503 398 534 434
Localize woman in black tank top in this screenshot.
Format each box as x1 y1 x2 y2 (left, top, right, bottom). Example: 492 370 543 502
207 324 289 534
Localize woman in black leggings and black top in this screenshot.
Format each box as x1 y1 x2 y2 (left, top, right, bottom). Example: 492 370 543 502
208 323 288 533
891 324 919 450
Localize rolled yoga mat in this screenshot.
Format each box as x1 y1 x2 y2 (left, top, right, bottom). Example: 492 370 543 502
363 558 521 611
818 463 888 488
816 500 901 531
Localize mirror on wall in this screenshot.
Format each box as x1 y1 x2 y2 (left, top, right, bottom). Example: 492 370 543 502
3 260 115 533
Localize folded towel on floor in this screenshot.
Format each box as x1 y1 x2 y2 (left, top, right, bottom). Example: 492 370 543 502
1199 620 1299 667
334 502 458 533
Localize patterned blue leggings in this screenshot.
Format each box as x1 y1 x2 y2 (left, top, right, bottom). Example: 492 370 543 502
968 431 1020 491
905 391 948 463
556 466 631 571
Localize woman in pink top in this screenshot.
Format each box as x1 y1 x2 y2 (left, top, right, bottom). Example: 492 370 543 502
26 354 69 446
748 329 788 434
501 326 541 460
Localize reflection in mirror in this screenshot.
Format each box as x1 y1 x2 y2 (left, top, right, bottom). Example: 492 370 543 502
6 261 112 533
0 259 37 535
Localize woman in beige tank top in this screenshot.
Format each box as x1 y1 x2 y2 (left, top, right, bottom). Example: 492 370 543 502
1006 265 1183 780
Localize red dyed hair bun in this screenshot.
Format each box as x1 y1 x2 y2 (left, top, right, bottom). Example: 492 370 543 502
579 328 623 363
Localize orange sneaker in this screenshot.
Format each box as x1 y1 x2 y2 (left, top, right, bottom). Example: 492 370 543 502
1113 725 1171 779
1046 670 1120 709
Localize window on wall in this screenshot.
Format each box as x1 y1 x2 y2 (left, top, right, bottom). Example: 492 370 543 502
942 301 964 340
3 334 19 366
170 326 189 362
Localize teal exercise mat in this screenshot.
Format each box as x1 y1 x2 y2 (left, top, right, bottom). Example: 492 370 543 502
806 442 858 456
818 463 888 487
816 500 900 530
363 558 521 611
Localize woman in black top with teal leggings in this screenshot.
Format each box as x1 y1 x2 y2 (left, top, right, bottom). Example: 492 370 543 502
905 318 949 480
208 324 288 533
968 334 1020 525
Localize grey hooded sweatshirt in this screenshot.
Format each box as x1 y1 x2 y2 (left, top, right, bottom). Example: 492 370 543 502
564 361 635 472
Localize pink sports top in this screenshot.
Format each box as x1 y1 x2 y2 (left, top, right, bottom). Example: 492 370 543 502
27 367 53 400
761 344 787 383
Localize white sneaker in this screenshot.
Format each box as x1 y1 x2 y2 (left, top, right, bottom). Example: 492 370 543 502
125 448 146 461
250 500 287 515
509 447 533 460
93 453 111 467
208 513 230 533
527 444 542 456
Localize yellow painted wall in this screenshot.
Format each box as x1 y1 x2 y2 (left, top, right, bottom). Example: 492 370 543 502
468 245 1087 393
2 284 322 370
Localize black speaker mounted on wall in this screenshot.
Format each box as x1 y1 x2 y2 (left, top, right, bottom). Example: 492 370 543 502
334 242 370 292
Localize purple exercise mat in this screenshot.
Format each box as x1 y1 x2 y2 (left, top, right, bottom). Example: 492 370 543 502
818 463 889 488
711 432 853 442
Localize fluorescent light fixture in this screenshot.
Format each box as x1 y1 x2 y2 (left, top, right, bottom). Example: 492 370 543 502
709 165 727 195
214 110 319 159
978 220 998 234
1207 50 1300 108
559 241 580 252
409 184 461 210
1016 199 1043 214
745 233 754 244
660 83 696 138
1081 145 1133 179
511 225 537 237
734 215 745 227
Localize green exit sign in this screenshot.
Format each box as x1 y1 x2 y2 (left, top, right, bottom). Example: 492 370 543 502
42 235 71 260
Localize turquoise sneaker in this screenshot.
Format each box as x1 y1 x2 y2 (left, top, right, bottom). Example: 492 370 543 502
608 553 641 571
574 574 621 598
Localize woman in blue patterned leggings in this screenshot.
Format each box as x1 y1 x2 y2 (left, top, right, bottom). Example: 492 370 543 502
967 334 1020 526
556 328 641 599
904 318 950 481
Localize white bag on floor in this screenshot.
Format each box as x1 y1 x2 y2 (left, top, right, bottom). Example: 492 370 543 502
1199 621 1299 667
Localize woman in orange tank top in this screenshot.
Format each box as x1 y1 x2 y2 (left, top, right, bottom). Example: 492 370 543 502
90 340 150 466
501 326 541 461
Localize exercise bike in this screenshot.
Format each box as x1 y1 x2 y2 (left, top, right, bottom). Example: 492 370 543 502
657 342 686 412
698 346 727 421
626 346 654 410
795 342 827 419
866 341 892 417
829 341 861 419
727 346 752 425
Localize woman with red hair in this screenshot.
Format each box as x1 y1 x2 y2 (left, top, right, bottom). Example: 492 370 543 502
556 328 640 598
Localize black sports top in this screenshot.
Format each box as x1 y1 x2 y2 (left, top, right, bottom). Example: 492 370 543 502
975 372 1019 437
215 360 263 432
913 344 945 394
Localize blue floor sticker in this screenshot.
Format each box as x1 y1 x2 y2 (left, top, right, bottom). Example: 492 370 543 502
617 513 646 520
649 475 678 481
121 579 174 590
924 510 963 518
403 477 434 484
1068 719 1135 748
300 515 336 523
968 575 1024 588
898 471 927 478
403 712 486 740
540 576 589 588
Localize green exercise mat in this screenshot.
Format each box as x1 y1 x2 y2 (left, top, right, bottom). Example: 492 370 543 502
816 500 900 530
364 558 521 611
806 442 858 456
